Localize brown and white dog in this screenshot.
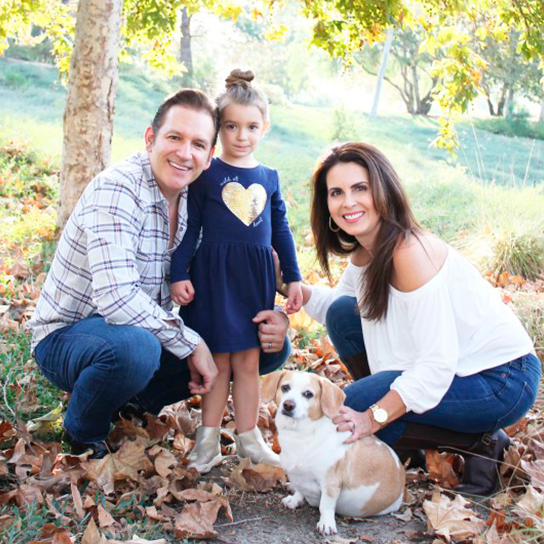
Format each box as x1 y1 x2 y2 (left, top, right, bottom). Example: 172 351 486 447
261 370 405 536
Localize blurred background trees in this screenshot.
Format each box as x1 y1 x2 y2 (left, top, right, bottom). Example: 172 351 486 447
1 0 543 219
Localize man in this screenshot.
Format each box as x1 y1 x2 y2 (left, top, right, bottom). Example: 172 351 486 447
28 89 289 458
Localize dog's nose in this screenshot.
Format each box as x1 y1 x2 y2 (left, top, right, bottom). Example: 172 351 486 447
283 400 295 412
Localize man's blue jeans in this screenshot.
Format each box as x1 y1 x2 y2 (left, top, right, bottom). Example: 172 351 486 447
34 315 289 442
326 296 542 446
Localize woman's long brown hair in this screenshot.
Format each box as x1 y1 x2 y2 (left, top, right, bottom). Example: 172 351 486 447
310 142 421 321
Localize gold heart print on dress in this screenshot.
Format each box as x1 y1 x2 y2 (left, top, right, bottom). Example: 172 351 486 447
222 182 267 226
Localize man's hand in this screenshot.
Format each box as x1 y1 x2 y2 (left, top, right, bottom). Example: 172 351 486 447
171 280 195 305
187 339 217 395
253 309 289 353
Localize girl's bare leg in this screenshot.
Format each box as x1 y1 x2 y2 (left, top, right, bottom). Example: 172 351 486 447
231 347 261 433
201 352 232 427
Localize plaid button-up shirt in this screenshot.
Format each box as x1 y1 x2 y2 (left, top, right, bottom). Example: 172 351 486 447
28 152 200 359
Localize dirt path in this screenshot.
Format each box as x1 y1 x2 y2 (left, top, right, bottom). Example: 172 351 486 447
205 461 431 544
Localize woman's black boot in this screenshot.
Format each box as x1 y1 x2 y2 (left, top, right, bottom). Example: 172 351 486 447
393 423 511 496
344 352 371 381
454 429 511 496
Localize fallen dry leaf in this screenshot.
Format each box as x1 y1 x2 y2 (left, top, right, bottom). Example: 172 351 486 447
228 457 285 492
0 513 14 533
392 507 413 522
514 485 544 527
423 492 485 542
26 403 63 434
83 436 153 494
174 494 232 540
110 538 168 544
81 518 108 544
473 520 513 544
71 482 85 519
97 503 115 528
425 450 460 488
520 459 544 487
288 308 316 331
153 447 177 479
31 524 74 544
172 432 192 455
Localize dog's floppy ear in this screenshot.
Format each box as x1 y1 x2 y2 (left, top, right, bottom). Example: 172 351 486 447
320 377 346 419
261 370 287 403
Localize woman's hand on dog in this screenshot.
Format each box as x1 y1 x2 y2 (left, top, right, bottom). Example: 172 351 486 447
333 406 380 444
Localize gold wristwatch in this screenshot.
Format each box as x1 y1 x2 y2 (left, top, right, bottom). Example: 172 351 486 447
369 404 388 427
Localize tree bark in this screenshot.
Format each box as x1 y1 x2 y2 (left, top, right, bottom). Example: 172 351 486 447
540 100 544 123
505 85 515 117
370 28 394 118
180 6 193 84
497 83 508 117
58 0 123 227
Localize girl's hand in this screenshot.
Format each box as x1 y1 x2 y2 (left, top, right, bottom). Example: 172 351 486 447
170 280 195 305
286 282 302 314
332 406 375 444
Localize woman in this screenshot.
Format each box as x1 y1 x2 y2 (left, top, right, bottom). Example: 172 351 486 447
293 142 540 496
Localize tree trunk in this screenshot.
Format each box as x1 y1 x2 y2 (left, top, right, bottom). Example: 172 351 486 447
416 95 433 115
496 83 509 117
486 98 496 116
370 28 394 118
411 63 422 114
539 100 544 123
58 0 123 227
180 6 193 84
505 86 515 117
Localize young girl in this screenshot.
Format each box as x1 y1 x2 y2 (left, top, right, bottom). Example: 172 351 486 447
170 69 302 472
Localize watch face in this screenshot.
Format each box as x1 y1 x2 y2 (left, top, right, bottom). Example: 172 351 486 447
374 407 388 423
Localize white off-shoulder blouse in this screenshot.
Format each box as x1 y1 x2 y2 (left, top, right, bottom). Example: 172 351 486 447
304 247 534 414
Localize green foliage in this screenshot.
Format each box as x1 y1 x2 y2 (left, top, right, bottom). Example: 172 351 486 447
0 137 58 280
1 0 244 79
473 115 544 141
263 0 544 152
331 106 359 142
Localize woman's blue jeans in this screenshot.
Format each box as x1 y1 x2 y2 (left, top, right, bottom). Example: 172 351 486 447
326 296 542 446
34 314 289 442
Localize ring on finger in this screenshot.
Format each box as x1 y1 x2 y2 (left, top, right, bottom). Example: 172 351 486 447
268 342 272 349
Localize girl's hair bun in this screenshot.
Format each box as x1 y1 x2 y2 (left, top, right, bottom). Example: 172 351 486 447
225 69 255 88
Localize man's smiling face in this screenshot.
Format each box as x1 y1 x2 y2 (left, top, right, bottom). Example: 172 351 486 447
145 105 215 202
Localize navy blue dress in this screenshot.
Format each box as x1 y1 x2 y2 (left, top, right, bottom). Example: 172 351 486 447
171 158 301 353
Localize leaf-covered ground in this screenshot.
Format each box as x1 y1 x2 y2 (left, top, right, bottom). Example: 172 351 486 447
1 140 544 543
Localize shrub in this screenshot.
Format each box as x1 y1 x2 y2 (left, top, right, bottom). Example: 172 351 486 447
511 291 544 361
472 114 544 141
457 227 544 281
331 106 359 142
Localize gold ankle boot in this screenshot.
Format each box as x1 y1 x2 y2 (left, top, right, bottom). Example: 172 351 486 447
235 427 281 467
188 426 223 473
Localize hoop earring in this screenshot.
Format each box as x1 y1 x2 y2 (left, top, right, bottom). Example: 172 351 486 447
329 216 340 233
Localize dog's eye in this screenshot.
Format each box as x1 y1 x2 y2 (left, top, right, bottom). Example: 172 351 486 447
302 390 314 399
281 384 290 393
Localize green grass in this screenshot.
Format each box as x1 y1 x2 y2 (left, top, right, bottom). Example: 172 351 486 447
472 115 544 142
2 57 544 275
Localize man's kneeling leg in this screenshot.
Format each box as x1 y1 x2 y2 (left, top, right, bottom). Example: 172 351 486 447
34 315 162 449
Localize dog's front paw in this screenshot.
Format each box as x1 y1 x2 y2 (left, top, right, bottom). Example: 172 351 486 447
282 491 305 510
316 515 337 536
